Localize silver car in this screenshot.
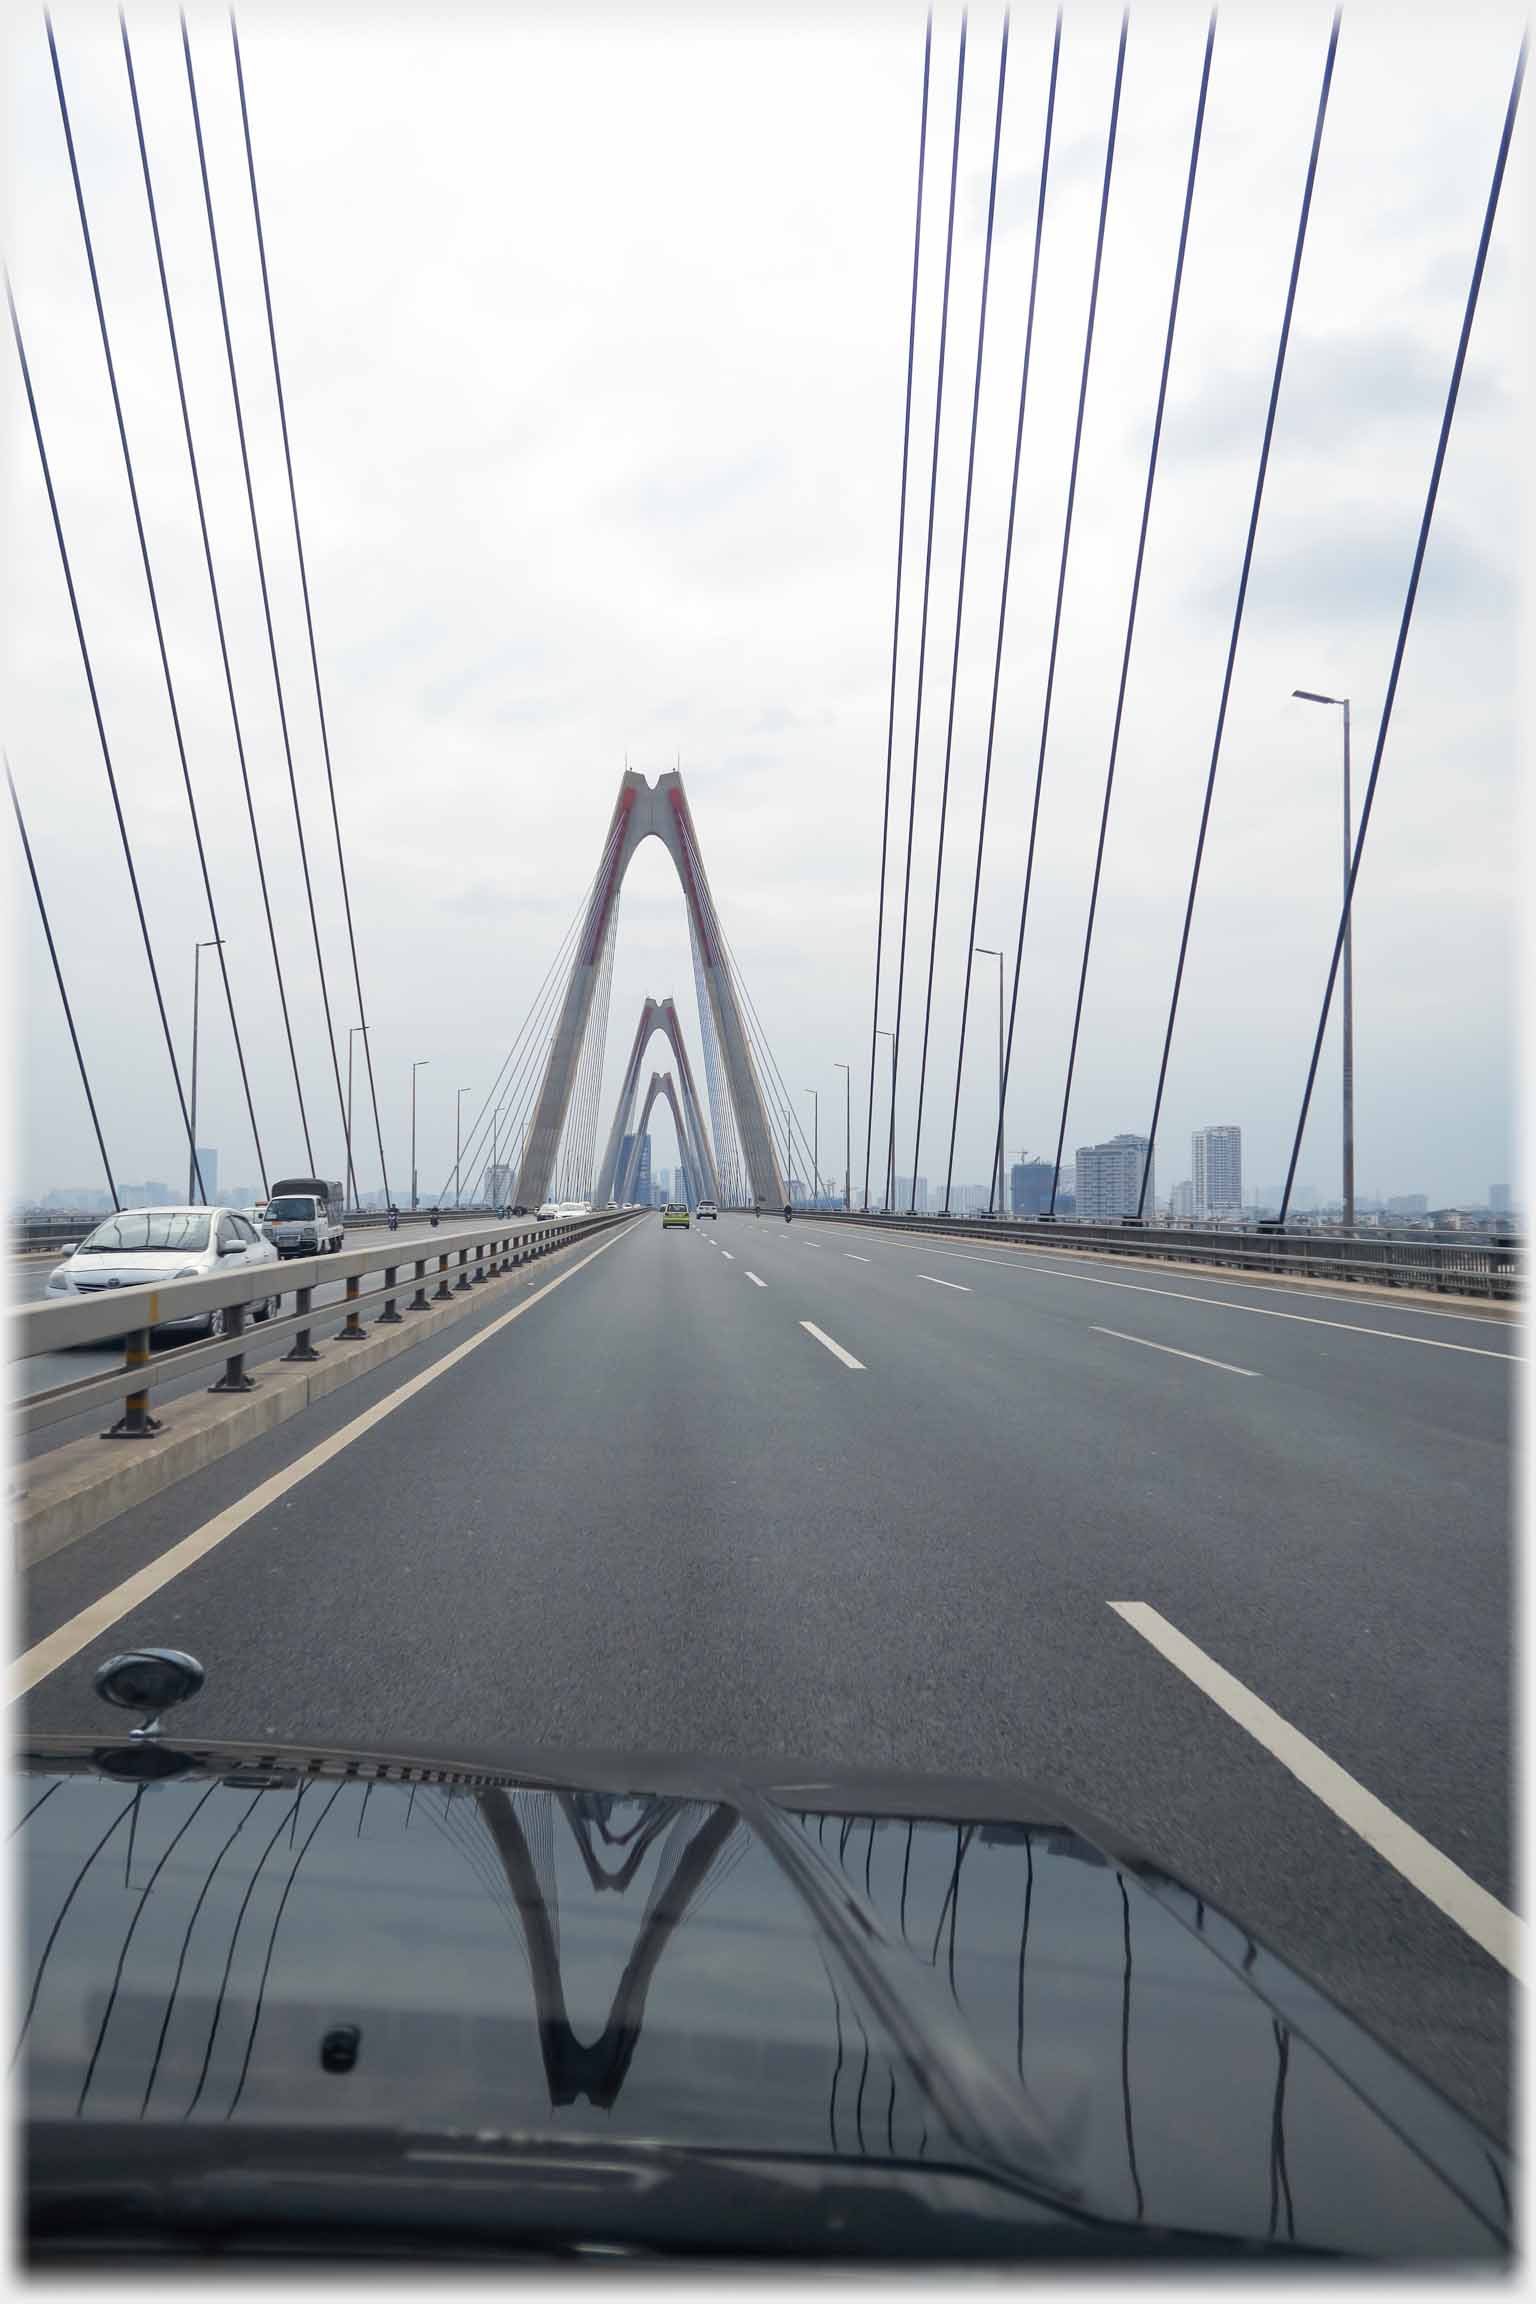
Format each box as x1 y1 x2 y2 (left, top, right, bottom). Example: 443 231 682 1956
44 1206 280 1335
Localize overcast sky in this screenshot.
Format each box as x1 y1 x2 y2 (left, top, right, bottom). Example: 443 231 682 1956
4 0 1526 1211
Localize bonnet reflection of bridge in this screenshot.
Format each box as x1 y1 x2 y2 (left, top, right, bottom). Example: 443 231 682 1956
510 772 788 1213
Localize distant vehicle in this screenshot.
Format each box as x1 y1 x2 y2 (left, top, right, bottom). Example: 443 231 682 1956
265 1177 345 1257
244 1202 271 1232
555 1200 589 1219
536 1199 561 1220
45 1206 279 1333
662 1202 690 1229
696 1200 718 1221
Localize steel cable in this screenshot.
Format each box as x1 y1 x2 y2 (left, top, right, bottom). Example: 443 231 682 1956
908 16 1009 1201
231 15 391 1205
863 13 933 1216
120 11 314 1176
942 11 1061 1214
8 755 120 1209
1135 12 1340 1218
989 12 1127 1212
1278 33 1524 1223
888 19 967 1213
48 15 268 1198
7 282 208 1206
1047 14 1214 1214
182 15 353 1200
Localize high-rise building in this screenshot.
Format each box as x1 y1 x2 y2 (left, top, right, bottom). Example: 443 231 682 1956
1490 1184 1510 1215
1170 1179 1195 1221
1387 1193 1427 1216
1009 1159 1055 1216
1074 1134 1154 1223
195 1147 219 1203
1191 1126 1241 1220
892 1175 928 1212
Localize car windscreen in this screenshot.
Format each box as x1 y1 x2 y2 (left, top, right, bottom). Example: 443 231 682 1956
78 1213 210 1254
265 1198 318 1220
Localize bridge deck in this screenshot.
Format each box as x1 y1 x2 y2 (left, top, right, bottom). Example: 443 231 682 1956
13 1209 1515 2142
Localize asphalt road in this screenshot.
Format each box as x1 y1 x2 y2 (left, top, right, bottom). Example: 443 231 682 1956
14 1209 1518 2139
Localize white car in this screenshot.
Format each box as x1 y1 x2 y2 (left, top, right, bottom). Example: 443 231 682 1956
695 1200 718 1221
45 1206 280 1335
536 1199 561 1220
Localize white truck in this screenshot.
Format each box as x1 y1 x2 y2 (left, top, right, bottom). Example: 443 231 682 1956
265 1177 346 1258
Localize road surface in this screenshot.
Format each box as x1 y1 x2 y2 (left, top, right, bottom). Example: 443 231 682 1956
14 1210 1517 2139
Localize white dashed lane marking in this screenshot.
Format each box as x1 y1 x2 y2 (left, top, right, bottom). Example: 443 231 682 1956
800 1321 865 1371
918 1274 971 1293
1093 1325 1257 1378
746 1272 766 1288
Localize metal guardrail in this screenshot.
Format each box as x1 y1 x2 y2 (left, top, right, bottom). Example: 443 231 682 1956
11 1210 632 1441
9 1207 507 1259
778 1210 1522 1301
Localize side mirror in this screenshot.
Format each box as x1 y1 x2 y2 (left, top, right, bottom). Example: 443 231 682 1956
58 1241 80 1255
94 1647 205 1738
218 1241 244 1256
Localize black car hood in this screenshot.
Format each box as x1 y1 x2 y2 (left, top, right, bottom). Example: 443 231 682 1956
15 1733 1510 2260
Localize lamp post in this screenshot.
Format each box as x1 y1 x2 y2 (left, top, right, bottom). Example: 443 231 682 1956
1292 689 1354 1228
188 936 224 1202
833 1061 851 1211
974 945 1004 1213
455 1087 471 1210
804 1088 819 1211
346 1025 367 1212
873 1028 896 1211
410 1060 429 1211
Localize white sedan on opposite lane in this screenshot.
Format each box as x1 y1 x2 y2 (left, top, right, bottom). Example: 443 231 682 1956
44 1206 280 1335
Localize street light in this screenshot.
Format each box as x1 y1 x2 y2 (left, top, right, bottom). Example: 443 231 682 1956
873 1028 896 1212
410 1060 429 1211
1292 689 1354 1228
974 946 1004 1214
833 1061 851 1212
455 1087 471 1209
188 936 224 1202
804 1088 819 1212
346 1025 368 1212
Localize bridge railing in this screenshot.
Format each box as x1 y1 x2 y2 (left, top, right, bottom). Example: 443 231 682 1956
771 1210 1522 1301
11 1209 632 1443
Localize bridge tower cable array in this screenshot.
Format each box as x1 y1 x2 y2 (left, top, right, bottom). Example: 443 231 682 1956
863 10 933 1219
119 13 316 1178
1134 11 1340 1220
887 17 966 1216
7 757 120 1212
182 13 356 1208
1278 32 1525 1225
450 837 619 1202
988 10 1127 1216
232 13 392 1210
1046 13 1214 1217
908 14 1008 1210
7 281 209 1209
46 15 269 1202
941 9 1061 1216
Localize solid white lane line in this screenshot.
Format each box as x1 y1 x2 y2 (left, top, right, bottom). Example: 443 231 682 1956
855 1242 1520 1361
1093 1325 1256 1378
10 1220 645 1701
800 1320 865 1371
746 1272 766 1288
1109 1602 1524 1979
918 1274 972 1293
845 1254 871 1263
721 1250 735 1261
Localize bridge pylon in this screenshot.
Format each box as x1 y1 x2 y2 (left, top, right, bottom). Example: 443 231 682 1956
512 772 784 1210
